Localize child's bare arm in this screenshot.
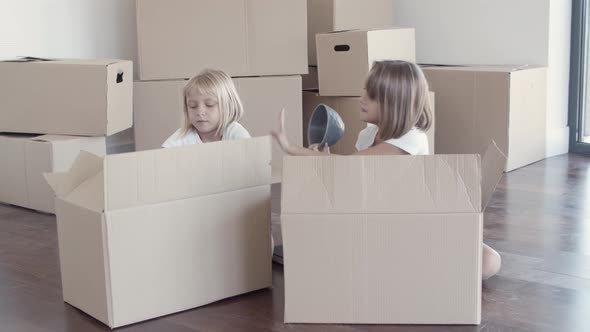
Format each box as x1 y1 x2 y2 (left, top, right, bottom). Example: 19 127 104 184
271 108 330 156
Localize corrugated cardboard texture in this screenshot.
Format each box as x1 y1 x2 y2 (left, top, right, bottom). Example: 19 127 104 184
0 136 29 207
25 142 54 213
280 151 505 324
106 62 134 136
136 0 307 80
281 155 482 214
133 76 302 183
234 76 302 183
105 137 271 211
0 135 105 213
133 80 186 151
424 66 547 171
507 68 547 171
307 0 394 65
47 137 272 328
302 91 435 154
282 213 482 324
106 185 271 327
481 142 508 210
317 31 369 97
56 200 111 325
0 59 132 136
317 28 415 96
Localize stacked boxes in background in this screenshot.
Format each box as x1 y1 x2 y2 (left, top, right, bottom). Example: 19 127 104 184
303 2 434 154
386 2 549 170
306 0 395 79
316 27 416 96
133 0 308 183
0 58 133 213
423 65 547 171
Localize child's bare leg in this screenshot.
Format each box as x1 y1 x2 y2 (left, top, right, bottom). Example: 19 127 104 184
482 243 501 280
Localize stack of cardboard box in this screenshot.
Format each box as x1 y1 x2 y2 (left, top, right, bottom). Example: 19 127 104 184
133 0 308 183
0 58 132 213
302 0 435 154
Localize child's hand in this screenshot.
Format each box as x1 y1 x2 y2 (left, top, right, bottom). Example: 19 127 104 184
271 108 291 152
308 143 331 155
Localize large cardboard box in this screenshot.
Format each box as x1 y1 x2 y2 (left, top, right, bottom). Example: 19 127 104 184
317 28 416 96
302 91 435 154
136 0 307 80
45 137 272 328
307 0 395 65
0 134 105 214
134 76 302 183
423 65 547 171
281 144 506 324
0 59 132 136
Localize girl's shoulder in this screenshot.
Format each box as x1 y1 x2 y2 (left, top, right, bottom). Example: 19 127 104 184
225 122 251 139
162 128 201 147
384 128 429 155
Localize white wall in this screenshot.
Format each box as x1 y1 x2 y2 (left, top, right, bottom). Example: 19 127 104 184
392 0 570 157
547 0 572 156
0 0 138 153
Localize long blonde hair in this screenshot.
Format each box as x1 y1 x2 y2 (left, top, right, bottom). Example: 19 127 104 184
365 60 432 140
180 69 244 137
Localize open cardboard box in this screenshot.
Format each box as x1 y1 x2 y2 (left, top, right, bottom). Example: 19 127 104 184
0 134 105 213
281 143 506 324
45 136 273 328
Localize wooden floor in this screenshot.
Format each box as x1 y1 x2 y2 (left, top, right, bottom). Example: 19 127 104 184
1 153 590 332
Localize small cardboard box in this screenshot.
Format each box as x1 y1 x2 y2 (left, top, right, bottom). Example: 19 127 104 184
134 76 302 183
317 28 416 96
281 144 506 325
45 136 272 328
307 0 395 65
136 0 307 80
423 65 547 171
0 134 105 213
302 91 435 154
0 58 132 136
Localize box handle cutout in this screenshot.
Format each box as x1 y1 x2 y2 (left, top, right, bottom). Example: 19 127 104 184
334 45 350 52
116 71 124 83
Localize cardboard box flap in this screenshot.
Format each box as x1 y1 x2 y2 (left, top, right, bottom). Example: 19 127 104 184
44 151 105 213
32 135 80 143
481 142 507 211
0 56 55 62
322 27 410 35
0 58 123 66
423 64 542 73
281 155 481 214
105 136 272 211
0 133 38 141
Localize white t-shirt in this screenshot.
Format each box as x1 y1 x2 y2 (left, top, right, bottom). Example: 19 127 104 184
355 124 430 155
162 122 251 148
